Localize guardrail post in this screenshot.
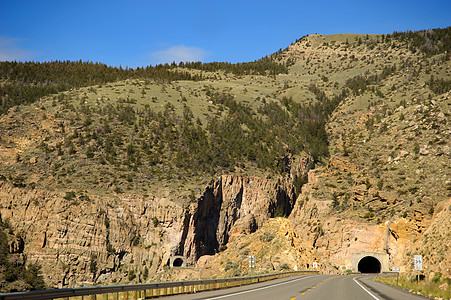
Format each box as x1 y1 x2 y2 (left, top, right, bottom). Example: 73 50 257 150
144 289 151 298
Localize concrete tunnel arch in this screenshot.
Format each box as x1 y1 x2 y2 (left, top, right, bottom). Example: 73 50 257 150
358 256 381 273
168 256 187 268
351 252 389 273
173 257 184 267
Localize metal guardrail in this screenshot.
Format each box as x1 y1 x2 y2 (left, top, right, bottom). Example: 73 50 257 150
347 272 399 278
0 270 319 300
346 272 361 275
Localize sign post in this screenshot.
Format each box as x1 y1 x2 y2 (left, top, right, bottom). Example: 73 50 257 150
414 255 422 284
392 266 400 285
247 255 256 274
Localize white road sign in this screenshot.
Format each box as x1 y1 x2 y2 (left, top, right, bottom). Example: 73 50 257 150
312 262 318 269
248 255 256 268
392 266 400 272
414 255 422 271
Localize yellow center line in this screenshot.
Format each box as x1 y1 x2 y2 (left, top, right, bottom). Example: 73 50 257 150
290 298 296 300
300 275 341 296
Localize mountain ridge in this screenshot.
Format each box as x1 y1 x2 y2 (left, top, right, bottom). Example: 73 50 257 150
0 27 450 292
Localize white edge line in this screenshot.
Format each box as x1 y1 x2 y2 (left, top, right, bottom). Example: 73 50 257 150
353 277 380 300
204 275 316 300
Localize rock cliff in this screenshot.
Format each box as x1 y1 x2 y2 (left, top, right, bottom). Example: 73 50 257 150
0 152 312 287
0 179 187 287
178 172 301 262
289 84 450 277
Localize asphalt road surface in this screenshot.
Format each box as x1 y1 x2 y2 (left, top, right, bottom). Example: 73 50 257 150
160 274 429 300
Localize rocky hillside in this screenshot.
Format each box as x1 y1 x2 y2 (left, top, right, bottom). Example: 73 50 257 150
164 29 450 284
0 54 316 289
0 27 450 291
286 31 450 279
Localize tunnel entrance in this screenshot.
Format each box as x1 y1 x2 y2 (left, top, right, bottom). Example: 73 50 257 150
173 258 184 267
168 256 187 268
358 256 381 273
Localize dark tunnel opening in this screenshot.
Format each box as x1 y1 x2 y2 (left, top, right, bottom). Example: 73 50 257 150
173 258 184 267
358 256 381 273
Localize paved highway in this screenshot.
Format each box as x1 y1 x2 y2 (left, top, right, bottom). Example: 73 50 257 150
161 274 429 300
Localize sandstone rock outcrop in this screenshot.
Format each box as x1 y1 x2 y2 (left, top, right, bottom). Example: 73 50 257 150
177 155 313 263
155 218 318 281
0 180 186 287
0 153 313 287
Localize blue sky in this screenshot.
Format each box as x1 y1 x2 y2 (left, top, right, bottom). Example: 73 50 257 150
1 0 450 68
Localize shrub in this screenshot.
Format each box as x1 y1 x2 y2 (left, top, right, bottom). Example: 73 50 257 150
143 266 149 281
63 191 76 200
280 263 290 270
128 270 136 281
224 260 236 271
24 263 46 290
90 255 97 274
432 272 442 283
106 242 116 255
241 248 250 256
259 232 275 242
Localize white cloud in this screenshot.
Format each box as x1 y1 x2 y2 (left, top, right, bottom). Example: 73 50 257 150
150 45 207 65
0 36 33 61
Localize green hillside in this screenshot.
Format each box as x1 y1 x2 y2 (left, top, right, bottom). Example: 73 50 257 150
0 27 450 292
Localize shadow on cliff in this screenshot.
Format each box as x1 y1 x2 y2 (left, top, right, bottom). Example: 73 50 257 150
176 175 299 262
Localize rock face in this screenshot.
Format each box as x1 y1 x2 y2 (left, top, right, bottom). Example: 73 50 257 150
196 218 317 278
0 153 313 287
0 180 186 287
151 218 318 281
178 155 313 263
286 46 450 277
288 94 450 276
